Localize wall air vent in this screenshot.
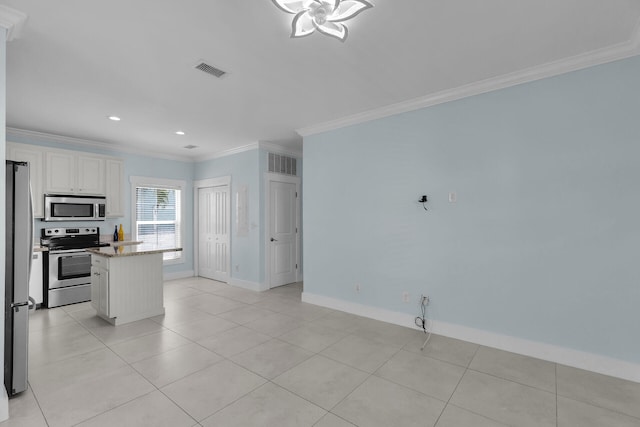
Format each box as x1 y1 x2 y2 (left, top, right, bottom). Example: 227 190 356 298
194 61 227 78
268 153 297 176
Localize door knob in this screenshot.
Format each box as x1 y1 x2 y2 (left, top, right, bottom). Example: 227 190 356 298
270 237 277 242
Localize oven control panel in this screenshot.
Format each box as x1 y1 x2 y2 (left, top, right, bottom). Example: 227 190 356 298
43 228 99 237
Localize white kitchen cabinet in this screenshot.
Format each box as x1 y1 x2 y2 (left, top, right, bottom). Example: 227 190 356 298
45 151 76 194
90 256 110 316
29 251 44 307
105 159 124 217
7 143 44 218
45 151 105 195
90 251 164 325
77 155 106 195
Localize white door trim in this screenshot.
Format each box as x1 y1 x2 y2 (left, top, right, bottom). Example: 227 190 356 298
193 176 231 279
264 172 301 288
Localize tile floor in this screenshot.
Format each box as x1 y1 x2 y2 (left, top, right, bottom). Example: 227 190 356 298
3 277 640 426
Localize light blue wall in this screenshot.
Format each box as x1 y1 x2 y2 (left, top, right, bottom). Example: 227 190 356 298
6 132 195 276
304 55 640 364
195 149 261 283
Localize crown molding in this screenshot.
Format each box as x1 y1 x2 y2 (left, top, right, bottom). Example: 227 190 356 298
7 127 195 162
298 25 640 137
258 141 303 158
197 142 260 161
0 5 27 41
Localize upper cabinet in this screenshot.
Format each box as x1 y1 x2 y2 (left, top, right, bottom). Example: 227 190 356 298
105 159 124 217
45 152 105 195
7 144 45 218
7 142 125 218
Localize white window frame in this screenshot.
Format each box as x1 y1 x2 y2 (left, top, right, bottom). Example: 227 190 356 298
130 176 186 265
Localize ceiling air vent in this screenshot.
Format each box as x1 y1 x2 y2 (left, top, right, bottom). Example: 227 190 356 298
194 61 226 78
268 153 297 176
183 145 198 150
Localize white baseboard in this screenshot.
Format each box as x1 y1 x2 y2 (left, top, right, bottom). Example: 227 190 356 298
302 292 640 384
229 278 268 292
163 270 194 281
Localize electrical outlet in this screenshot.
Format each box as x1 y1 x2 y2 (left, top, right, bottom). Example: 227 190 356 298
235 265 240 272
402 291 410 303
421 295 430 305
355 283 361 293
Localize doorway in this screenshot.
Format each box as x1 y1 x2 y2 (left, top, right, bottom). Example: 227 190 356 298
195 177 230 282
265 173 300 288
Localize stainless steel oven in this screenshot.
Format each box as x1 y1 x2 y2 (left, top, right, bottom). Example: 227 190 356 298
47 249 93 307
41 227 109 308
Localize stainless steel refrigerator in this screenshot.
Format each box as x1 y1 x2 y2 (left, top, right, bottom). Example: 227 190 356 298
4 160 34 397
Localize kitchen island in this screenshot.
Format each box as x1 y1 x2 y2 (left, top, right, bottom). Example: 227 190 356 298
87 244 182 326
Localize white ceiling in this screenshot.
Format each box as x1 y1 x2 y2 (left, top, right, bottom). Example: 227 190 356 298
4 0 640 160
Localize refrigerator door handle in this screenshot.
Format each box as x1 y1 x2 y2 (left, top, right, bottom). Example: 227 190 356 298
27 182 34 280
28 296 36 311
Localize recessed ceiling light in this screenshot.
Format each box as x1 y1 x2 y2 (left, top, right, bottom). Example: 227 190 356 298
175 131 185 135
108 116 121 121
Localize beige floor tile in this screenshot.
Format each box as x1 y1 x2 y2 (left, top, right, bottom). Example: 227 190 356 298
108 329 191 363
163 285 205 301
200 383 326 427
313 413 357 427
209 286 267 304
149 304 213 328
131 343 223 388
274 355 369 410
350 319 419 347
216 305 278 325
278 323 349 353
75 391 195 427
28 322 105 368
0 387 48 427
197 325 271 357
88 319 165 345
36 365 155 427
557 396 640 427
29 348 126 396
179 293 246 315
28 307 76 332
375 349 465 401
161 360 266 421
167 315 237 341
230 338 313 379
557 364 640 419
244 312 305 337
435 405 508 427
403 333 479 367
469 346 556 392
450 370 556 427
321 335 400 373
332 376 445 427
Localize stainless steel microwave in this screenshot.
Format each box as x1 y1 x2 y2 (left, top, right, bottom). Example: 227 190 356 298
43 194 106 221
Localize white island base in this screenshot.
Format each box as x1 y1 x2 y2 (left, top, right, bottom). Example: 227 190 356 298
90 251 165 326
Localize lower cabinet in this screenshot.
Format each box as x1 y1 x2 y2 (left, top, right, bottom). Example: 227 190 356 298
91 257 110 317
90 252 165 325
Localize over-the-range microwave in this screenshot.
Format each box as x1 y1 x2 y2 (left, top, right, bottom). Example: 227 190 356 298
43 194 106 221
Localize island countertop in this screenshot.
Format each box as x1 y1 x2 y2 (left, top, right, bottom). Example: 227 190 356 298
87 245 182 258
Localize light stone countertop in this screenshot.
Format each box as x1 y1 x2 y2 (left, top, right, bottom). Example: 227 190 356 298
87 244 182 258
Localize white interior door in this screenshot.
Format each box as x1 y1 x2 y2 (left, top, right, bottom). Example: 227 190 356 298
198 185 229 282
269 179 298 288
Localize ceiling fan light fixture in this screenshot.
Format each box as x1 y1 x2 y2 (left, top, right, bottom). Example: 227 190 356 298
272 0 373 41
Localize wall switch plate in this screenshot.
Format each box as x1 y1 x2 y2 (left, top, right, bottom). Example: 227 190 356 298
355 283 361 293
449 192 457 203
402 291 410 303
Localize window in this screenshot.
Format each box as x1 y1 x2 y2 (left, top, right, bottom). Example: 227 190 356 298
130 177 185 263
